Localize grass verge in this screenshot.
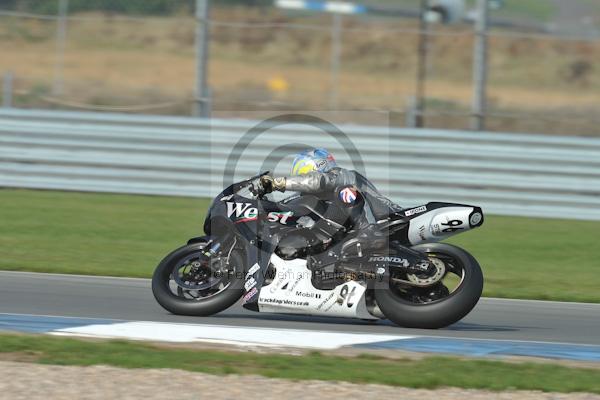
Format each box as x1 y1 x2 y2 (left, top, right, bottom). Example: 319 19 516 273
1 189 600 302
1 334 600 393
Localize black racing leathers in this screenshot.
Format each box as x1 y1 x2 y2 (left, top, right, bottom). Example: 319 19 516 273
281 167 403 227
277 169 432 272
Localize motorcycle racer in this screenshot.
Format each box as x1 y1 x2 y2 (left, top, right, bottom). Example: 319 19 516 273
257 148 435 275
258 148 404 228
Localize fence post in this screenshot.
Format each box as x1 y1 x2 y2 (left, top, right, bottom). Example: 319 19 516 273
194 0 211 118
405 96 418 127
329 12 342 111
471 0 489 131
52 0 68 96
415 0 430 128
2 71 13 108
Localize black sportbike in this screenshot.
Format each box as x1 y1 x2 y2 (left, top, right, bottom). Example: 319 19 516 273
152 173 484 329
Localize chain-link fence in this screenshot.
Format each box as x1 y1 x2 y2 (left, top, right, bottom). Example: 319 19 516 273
1 0 599 135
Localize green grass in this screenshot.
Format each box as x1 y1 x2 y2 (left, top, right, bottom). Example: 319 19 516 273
447 214 600 302
1 333 600 393
1 189 600 302
0 188 210 277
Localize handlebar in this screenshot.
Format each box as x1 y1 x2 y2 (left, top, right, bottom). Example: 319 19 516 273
248 180 266 199
236 171 270 199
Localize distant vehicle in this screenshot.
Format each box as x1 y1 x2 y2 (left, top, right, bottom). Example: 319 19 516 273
152 172 484 329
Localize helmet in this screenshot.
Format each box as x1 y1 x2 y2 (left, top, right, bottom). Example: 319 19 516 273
290 148 337 176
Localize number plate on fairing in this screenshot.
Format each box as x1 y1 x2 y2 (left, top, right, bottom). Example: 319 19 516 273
257 254 376 319
408 206 481 245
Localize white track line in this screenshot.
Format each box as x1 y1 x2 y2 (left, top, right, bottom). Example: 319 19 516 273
4 312 599 350
48 320 412 349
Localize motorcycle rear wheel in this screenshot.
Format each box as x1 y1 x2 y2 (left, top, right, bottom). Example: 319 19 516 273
375 243 483 329
152 241 244 316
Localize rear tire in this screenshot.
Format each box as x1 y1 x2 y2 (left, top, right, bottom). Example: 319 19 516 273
152 242 245 316
375 243 483 329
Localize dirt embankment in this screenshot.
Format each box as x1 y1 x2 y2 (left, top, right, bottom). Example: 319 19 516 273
1 361 599 400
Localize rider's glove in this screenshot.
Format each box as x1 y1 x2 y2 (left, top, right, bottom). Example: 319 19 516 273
260 175 286 193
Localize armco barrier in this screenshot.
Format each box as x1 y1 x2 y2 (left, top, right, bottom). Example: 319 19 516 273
1 108 600 220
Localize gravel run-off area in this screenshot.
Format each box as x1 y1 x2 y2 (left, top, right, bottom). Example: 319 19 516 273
1 361 600 400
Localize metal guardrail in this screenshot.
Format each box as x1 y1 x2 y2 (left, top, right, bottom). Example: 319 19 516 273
1 108 600 220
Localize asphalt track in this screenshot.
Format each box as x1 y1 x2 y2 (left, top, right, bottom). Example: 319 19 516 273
1 271 599 346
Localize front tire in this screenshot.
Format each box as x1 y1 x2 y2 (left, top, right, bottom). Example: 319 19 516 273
375 243 483 329
152 242 245 316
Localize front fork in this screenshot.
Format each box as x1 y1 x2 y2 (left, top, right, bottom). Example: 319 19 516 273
239 235 278 312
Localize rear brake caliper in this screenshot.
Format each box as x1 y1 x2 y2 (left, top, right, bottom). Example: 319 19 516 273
407 258 446 286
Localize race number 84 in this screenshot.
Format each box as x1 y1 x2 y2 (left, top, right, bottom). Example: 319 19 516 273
442 219 464 233
338 285 356 308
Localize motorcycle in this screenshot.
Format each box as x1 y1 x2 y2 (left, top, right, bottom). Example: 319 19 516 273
152 172 484 329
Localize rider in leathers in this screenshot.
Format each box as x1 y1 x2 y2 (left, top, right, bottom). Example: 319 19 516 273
258 148 433 274
261 161 402 229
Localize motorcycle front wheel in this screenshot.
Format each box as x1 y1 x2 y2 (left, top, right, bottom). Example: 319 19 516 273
152 241 245 316
375 243 483 329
